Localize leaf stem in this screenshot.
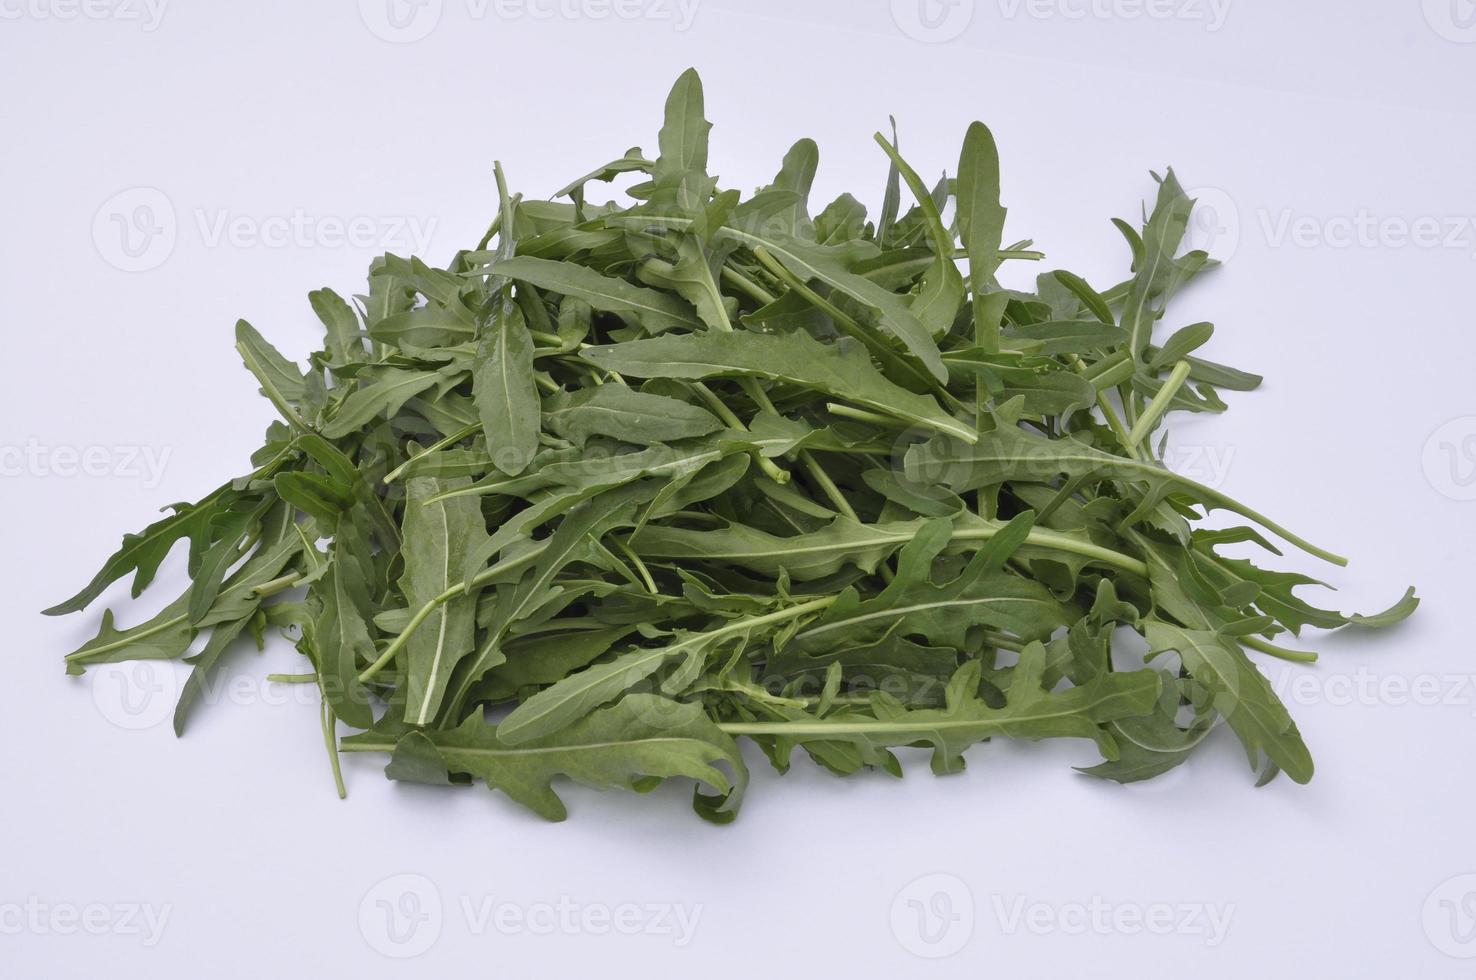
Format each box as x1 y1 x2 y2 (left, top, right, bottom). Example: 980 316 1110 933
612 535 658 595
357 542 549 684
1126 359 1191 449
251 573 303 597
720 264 777 306
690 381 791 484
1242 635 1318 663
824 402 907 429
382 423 481 484
319 697 347 800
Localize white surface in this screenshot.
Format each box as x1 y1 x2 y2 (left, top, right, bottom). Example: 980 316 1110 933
4 2 1474 977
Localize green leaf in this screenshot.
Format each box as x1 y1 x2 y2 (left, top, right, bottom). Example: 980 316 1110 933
1150 321 1214 369
487 256 700 333
472 295 539 475
44 486 234 615
498 595 835 744
399 476 492 725
907 421 1344 565
724 653 1160 775
789 516 1072 652
309 288 365 366
321 367 444 438
580 330 972 442
445 483 654 714
235 320 307 427
1121 171 1197 364
274 471 354 526
542 385 721 447
634 515 924 581
1144 621 1313 784
311 527 377 729
714 227 948 383
874 131 963 338
653 67 711 192
355 695 747 822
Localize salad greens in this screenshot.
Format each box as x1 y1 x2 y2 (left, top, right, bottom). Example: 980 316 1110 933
48 69 1416 822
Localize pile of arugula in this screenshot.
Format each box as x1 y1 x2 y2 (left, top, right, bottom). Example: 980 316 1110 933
49 70 1416 822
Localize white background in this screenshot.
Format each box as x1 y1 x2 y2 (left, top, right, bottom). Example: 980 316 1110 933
3 1 1475 976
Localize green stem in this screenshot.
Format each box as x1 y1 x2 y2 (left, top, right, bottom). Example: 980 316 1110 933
736 377 864 526
823 402 908 429
252 572 303 598
382 423 480 484
267 672 318 683
357 543 549 684
612 535 658 595
1126 360 1191 449
691 381 791 484
320 697 347 800
720 264 777 306
1068 353 1147 461
953 247 1044 262
1242 635 1318 664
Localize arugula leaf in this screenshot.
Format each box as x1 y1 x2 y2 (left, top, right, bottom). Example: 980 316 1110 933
957 121 1008 352
488 256 700 333
542 385 722 447
399 477 491 726
580 330 972 442
235 320 307 427
346 695 746 822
